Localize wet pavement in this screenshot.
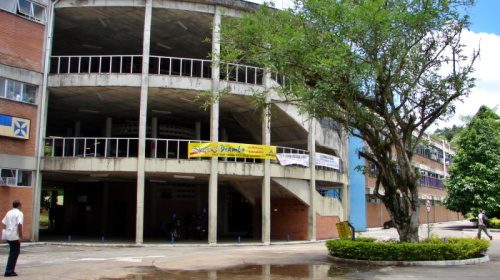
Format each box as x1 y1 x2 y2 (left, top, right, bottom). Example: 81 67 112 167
1 220 499 279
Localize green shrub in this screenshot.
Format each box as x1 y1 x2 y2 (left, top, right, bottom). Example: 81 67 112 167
326 238 490 261
489 218 500 229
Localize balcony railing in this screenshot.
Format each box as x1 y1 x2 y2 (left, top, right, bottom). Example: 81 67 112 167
419 175 444 189
43 137 342 172
50 55 268 85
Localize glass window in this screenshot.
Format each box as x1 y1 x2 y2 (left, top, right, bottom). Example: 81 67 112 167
1 78 37 103
17 0 31 17
24 84 37 103
32 2 45 22
0 78 5 98
1 168 16 178
6 80 22 100
17 170 32 187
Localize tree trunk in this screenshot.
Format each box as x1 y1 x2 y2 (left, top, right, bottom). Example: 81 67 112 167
395 210 420 243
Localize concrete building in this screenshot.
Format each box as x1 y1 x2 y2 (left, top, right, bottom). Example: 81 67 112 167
349 134 461 231
1 0 350 244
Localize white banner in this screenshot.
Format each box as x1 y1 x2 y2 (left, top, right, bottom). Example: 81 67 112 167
315 153 340 170
277 153 309 167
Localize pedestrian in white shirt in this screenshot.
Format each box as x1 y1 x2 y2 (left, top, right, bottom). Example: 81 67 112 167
2 200 23 277
477 210 493 241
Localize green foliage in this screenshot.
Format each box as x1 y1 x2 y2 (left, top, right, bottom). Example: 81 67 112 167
443 106 500 218
489 218 500 229
432 124 463 145
326 238 489 261
218 0 477 243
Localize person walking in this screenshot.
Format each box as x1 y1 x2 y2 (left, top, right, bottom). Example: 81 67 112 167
2 200 24 277
477 210 493 240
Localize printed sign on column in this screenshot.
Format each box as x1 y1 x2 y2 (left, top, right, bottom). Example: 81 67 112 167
0 114 30 140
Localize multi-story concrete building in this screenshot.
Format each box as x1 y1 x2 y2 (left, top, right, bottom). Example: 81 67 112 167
1 0 350 244
350 134 461 231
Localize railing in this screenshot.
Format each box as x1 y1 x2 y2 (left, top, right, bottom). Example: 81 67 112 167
149 56 212 78
51 55 144 74
50 55 268 85
45 137 139 158
43 137 342 172
419 175 444 189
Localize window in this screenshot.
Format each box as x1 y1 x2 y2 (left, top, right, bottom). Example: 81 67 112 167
0 168 33 187
0 77 37 104
0 0 46 23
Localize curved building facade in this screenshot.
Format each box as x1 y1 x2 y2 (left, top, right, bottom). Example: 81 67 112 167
2 0 350 244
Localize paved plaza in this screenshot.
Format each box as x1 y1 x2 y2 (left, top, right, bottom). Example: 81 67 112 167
0 220 499 279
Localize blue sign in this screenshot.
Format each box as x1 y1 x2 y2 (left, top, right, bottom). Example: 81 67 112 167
0 114 30 140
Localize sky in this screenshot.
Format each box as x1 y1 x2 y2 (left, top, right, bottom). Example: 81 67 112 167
245 0 500 131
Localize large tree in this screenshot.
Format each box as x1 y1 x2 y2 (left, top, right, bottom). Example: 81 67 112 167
443 106 500 218
216 0 478 242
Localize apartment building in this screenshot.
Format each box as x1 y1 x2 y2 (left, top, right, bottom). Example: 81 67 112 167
1 0 349 244
350 134 461 231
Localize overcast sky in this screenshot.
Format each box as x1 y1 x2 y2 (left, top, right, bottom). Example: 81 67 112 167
245 0 500 131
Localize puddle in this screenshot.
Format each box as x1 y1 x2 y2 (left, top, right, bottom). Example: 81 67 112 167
101 263 373 279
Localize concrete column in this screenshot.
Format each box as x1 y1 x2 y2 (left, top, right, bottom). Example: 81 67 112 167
32 0 58 241
308 118 316 241
74 121 81 137
101 183 109 237
208 6 221 245
135 0 152 244
151 117 158 157
105 117 112 156
195 122 201 140
261 71 272 244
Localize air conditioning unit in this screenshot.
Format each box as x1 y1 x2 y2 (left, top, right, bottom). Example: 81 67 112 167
6 177 16 186
1 177 16 186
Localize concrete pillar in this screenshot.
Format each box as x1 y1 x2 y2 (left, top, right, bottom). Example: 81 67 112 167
74 121 81 137
32 0 58 241
261 70 272 244
105 117 112 156
208 6 221 245
308 118 316 241
101 183 109 236
135 0 152 244
151 117 158 157
195 122 201 140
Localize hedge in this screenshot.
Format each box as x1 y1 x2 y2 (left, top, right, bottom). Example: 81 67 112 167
489 218 500 229
326 237 490 261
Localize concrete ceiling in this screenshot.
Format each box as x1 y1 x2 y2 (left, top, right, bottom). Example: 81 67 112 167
52 6 213 58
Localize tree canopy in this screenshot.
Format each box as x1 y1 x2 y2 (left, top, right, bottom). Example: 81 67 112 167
217 0 477 242
443 106 500 218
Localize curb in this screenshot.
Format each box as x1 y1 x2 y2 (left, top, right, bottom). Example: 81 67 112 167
1 239 327 248
328 254 490 266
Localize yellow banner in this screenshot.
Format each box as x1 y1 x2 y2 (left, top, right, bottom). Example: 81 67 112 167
336 221 351 239
188 142 276 160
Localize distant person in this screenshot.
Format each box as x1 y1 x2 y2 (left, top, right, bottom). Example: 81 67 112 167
477 210 492 240
2 200 24 277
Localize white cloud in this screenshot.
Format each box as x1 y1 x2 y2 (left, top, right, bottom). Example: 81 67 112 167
433 30 500 130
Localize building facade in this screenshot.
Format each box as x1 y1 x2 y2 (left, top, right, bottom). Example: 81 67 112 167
1 0 350 244
350 134 461 231
0 0 48 240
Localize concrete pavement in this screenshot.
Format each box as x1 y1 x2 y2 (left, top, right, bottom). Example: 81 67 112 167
0 220 498 279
